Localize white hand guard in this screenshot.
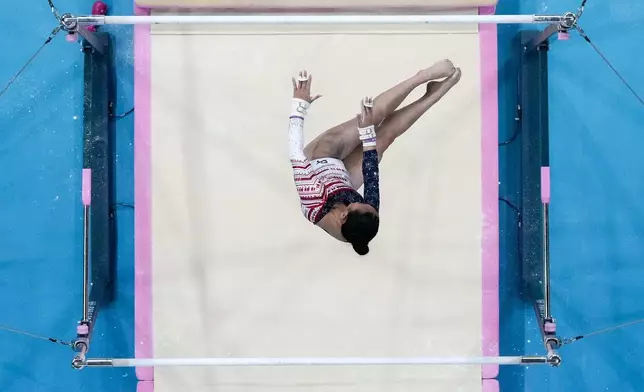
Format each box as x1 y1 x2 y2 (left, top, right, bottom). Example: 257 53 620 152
291 98 310 117
359 125 377 148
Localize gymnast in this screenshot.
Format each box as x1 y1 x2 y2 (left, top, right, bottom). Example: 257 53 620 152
288 60 461 255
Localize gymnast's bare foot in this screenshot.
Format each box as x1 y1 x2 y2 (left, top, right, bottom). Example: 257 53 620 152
425 67 462 98
417 59 456 82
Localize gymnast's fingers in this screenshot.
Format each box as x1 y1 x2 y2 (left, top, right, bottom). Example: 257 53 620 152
298 70 310 89
360 98 369 118
307 74 314 90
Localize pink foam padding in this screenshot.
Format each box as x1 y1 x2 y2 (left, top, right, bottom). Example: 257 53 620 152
541 167 551 203
82 169 92 206
137 381 155 392
479 5 500 380
558 32 570 40
482 379 500 392
544 322 556 333
134 4 501 387
77 324 89 335
134 3 154 385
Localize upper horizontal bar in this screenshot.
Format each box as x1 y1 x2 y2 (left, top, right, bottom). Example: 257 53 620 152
81 355 550 368
65 14 566 27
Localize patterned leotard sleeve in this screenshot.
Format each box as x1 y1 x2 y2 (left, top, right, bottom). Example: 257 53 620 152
289 98 319 220
361 149 380 212
288 98 310 164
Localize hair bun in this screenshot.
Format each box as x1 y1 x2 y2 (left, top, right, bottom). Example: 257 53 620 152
352 243 370 256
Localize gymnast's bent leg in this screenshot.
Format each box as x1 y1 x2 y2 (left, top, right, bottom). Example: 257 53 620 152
304 59 457 162
344 68 462 188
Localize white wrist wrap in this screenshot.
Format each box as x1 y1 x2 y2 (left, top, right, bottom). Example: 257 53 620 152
291 99 310 117
358 125 376 141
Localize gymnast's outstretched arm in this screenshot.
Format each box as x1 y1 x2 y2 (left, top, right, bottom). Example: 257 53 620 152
289 70 322 164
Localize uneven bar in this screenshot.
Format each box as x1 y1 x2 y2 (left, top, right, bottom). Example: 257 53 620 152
518 24 562 367
519 29 550 312
78 355 554 368
83 31 114 321
73 31 115 363
63 13 567 28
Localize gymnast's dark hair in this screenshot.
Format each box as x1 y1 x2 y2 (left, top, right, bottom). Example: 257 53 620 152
341 210 380 256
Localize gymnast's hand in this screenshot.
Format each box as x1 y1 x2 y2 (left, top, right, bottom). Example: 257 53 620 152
357 96 375 128
292 70 322 103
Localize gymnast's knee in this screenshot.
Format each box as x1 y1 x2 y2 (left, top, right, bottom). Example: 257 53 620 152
341 209 379 256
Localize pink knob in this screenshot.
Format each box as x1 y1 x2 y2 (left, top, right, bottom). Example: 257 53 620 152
77 324 89 335
544 322 556 333
87 26 97 32
65 33 78 43
541 167 551 204
558 32 570 41
82 169 92 206
92 1 108 15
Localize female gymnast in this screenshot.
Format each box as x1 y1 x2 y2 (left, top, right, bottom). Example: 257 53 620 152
288 60 461 255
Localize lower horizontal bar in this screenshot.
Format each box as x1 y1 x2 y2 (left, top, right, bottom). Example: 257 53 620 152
81 356 550 368
64 14 566 27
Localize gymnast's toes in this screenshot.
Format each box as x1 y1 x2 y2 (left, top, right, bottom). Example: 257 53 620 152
425 68 462 96
420 59 456 81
